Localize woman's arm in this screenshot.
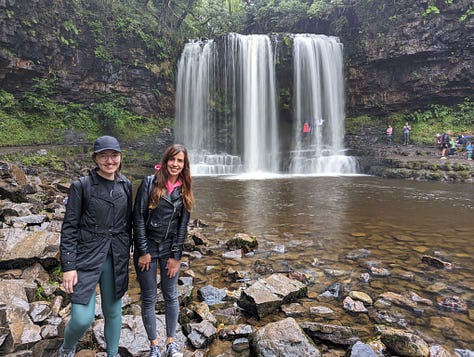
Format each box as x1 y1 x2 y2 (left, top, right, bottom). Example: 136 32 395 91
133 177 151 256
60 180 83 272
171 209 190 260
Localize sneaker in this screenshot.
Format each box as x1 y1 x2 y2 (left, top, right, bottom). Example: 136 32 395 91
150 345 161 357
441 156 447 160
166 342 183 357
57 344 75 357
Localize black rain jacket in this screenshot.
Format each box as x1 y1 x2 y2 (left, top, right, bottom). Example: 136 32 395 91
60 168 132 305
133 175 190 260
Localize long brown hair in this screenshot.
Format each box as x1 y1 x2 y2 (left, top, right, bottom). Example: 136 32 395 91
148 144 194 211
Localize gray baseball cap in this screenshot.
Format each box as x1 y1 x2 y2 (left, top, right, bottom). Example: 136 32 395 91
93 136 121 154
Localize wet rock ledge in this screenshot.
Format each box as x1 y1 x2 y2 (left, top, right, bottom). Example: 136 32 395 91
1 160 474 356
348 141 474 182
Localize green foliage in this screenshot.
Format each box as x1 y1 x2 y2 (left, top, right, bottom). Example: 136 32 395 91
307 0 343 20
247 0 309 32
63 20 79 35
460 5 474 22
21 155 65 171
346 101 473 146
0 89 19 113
345 115 372 134
0 84 171 147
424 5 440 17
183 0 247 37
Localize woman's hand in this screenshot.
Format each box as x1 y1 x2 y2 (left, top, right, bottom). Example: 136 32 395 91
138 253 152 271
166 258 181 278
62 270 78 294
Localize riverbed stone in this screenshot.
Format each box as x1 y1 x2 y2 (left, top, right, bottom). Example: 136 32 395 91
185 320 218 349
436 295 467 312
300 321 359 346
343 296 368 313
237 273 307 319
349 341 380 357
422 255 453 269
253 317 321 356
378 291 418 310
429 344 455 357
377 325 429 357
349 291 373 305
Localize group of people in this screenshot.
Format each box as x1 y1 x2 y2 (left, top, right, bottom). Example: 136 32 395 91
58 136 193 357
437 131 473 160
385 122 411 146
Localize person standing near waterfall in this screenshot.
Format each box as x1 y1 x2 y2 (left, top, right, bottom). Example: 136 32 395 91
58 136 133 357
403 122 411 145
133 144 194 357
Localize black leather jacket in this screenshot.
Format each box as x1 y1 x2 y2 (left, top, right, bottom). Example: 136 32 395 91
133 175 190 260
60 168 132 304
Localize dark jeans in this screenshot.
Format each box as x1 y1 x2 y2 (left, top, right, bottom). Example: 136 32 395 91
404 132 410 144
134 253 180 340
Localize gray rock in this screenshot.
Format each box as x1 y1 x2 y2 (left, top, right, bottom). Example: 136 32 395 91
349 341 381 357
238 273 307 319
253 317 320 356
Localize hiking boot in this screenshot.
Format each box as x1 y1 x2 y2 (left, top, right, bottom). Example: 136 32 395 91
166 342 183 357
149 345 161 357
56 344 75 357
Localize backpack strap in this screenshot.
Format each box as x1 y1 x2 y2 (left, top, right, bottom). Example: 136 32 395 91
78 175 90 215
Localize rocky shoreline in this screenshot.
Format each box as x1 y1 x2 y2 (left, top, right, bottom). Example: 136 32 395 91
1 155 473 356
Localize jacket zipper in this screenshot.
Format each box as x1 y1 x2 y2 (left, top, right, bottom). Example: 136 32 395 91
162 195 177 241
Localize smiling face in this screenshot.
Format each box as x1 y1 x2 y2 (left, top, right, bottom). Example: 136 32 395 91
166 151 185 181
94 150 122 179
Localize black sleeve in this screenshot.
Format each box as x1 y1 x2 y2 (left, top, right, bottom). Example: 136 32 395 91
60 180 83 272
133 177 151 256
171 208 190 260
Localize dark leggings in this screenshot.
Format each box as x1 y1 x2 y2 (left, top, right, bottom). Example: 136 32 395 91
135 256 180 340
63 255 122 356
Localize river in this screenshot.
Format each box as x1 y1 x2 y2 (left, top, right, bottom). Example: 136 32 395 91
178 174 473 350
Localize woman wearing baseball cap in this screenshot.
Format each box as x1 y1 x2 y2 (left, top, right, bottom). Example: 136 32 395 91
58 136 132 357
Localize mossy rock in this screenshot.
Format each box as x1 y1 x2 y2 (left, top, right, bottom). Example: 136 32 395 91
226 233 258 251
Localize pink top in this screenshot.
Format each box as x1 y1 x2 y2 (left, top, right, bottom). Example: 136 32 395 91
386 127 393 135
166 179 182 194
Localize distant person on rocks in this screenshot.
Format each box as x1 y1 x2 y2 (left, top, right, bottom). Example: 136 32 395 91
435 133 442 146
386 125 393 145
449 136 456 156
58 136 133 357
403 122 411 145
303 121 310 135
466 141 473 160
441 131 452 159
133 144 194 357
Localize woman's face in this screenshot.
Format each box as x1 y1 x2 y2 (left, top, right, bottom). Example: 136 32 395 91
95 150 122 177
167 151 185 180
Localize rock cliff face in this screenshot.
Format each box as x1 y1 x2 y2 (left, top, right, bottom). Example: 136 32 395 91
0 0 473 118
333 0 474 115
0 0 175 116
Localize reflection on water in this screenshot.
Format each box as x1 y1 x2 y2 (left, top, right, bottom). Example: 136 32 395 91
189 175 473 349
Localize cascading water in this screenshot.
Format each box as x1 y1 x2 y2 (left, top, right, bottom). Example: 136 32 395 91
289 34 358 174
175 33 358 176
175 40 243 175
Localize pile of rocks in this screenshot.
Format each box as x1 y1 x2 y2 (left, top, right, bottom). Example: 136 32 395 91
1 160 473 356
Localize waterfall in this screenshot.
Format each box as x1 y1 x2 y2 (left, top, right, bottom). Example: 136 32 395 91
289 34 358 174
175 33 358 176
